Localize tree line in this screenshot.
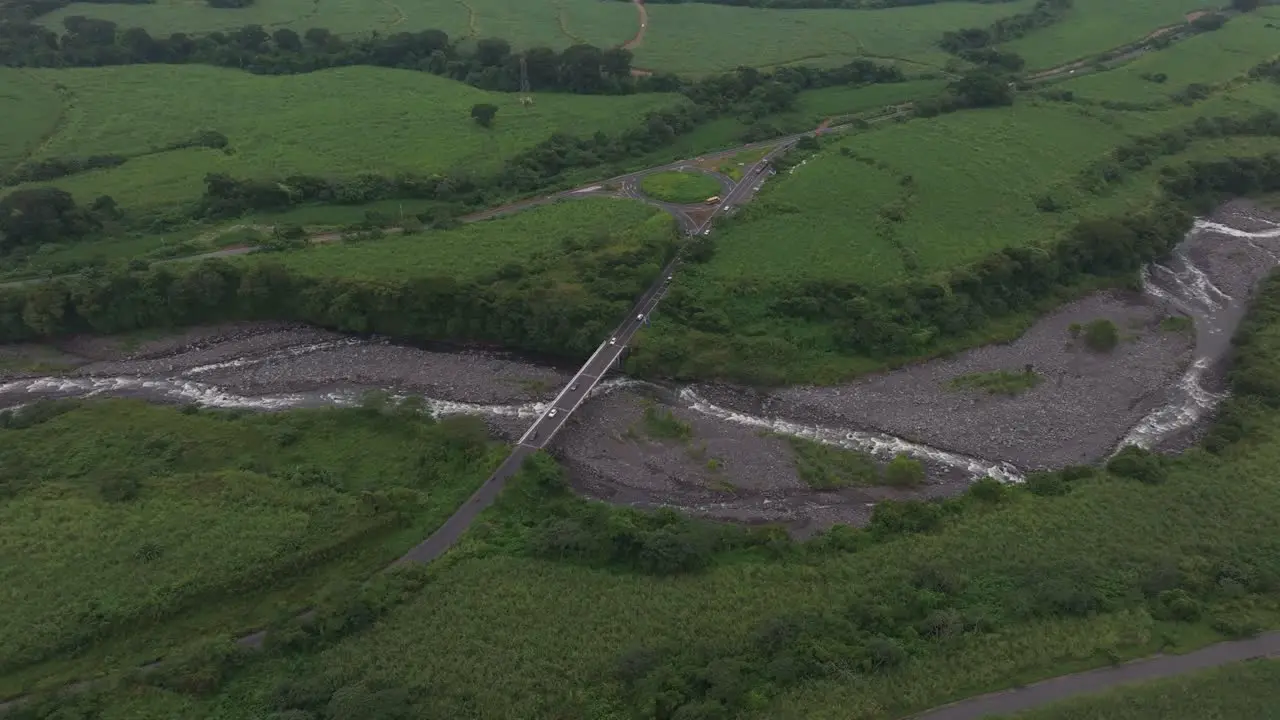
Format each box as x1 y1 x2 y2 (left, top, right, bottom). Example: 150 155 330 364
938 0 1071 54
1 18 643 94
0 208 680 358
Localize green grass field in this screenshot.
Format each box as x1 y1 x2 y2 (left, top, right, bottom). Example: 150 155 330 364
706 102 1134 286
639 171 724 204
1056 9 1280 104
794 79 948 120
1003 0 1214 70
4 65 683 210
632 0 1033 74
267 197 672 281
0 399 501 684
0 71 62 177
1011 659 1280 720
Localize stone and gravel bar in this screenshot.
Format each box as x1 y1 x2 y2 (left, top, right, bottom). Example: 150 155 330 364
2 323 570 405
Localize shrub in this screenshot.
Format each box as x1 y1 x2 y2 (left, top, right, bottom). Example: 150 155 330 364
99 473 141 502
1211 610 1264 639
967 476 1009 503
1153 589 1202 621
1107 445 1167 484
884 454 925 487
870 500 943 536
1083 319 1119 351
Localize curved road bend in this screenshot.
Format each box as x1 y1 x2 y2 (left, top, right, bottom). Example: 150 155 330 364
391 144 788 566
910 631 1280 720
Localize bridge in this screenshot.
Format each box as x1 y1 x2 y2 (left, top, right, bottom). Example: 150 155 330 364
392 141 791 565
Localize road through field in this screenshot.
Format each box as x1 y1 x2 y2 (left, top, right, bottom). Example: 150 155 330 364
910 632 1280 720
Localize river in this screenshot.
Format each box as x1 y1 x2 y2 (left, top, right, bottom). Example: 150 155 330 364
2 202 1278 533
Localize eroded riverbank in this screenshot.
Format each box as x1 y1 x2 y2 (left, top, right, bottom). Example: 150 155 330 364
3 202 1278 533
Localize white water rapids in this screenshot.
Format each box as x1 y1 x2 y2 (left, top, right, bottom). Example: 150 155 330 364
1116 218 1280 452
3 217 1279 483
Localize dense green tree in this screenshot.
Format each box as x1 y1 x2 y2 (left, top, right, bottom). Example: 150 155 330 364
469 103 498 128
948 70 1013 108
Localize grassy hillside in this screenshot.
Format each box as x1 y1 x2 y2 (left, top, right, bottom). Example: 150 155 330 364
1002 0 1216 70
1011 659 1280 719
0 70 62 177
705 102 1133 287
0 399 501 685
1056 9 1280 104
4 65 684 209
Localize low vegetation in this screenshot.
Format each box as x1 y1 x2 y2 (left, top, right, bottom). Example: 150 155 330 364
1080 318 1120 352
0 398 500 679
787 437 882 489
639 171 723 204
950 367 1042 395
1160 315 1194 333
640 403 694 442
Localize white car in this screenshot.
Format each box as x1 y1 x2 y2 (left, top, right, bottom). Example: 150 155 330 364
548 408 558 417
637 314 645 321
610 337 617 345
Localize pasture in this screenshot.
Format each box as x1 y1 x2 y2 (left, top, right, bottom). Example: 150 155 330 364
60 405 1280 719
0 70 62 177
631 0 1034 74
0 400 499 683
268 198 673 281
8 65 684 210
1003 0 1216 70
1013 659 1280 720
639 171 723 204
1056 9 1280 104
705 102 1133 286
37 0 637 47
35 0 1032 75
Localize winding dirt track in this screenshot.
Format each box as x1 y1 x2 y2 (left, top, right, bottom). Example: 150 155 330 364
623 0 647 50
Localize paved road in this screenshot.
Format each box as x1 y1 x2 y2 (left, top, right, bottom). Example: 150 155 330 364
910 631 1280 720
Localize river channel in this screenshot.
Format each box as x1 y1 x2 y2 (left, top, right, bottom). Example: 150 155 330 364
2 201 1278 534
